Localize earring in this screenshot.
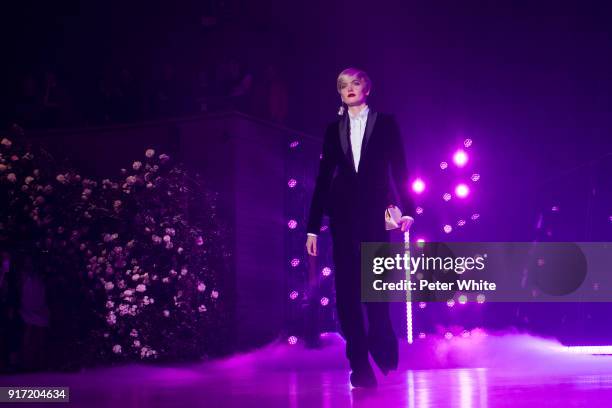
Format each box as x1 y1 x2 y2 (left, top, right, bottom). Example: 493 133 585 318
337 101 345 116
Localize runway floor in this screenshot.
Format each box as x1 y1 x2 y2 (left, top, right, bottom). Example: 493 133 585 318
3 332 612 407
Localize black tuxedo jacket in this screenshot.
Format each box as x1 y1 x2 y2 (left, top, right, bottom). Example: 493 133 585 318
307 109 414 241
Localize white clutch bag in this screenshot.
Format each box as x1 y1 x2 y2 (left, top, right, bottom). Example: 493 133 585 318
385 205 414 231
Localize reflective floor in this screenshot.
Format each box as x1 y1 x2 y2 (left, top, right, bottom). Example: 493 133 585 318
4 333 612 407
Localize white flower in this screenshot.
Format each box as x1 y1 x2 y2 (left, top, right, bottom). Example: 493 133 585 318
162 277 169 283
25 176 34 184
170 269 177 276
211 290 219 299
132 274 140 281
112 344 122 354
56 174 66 183
113 200 122 208
146 182 153 189
145 149 155 158
133 340 141 347
132 161 142 170
196 236 204 246
198 305 207 312
197 282 206 292
6 173 16 183
106 300 114 309
125 176 137 185
104 282 114 291
165 242 173 250
130 329 138 337
107 312 116 325
159 154 170 163
163 310 170 317
1 138 12 147
152 235 162 244
123 289 134 296
177 247 184 254
180 268 188 276
163 235 171 243
136 284 146 292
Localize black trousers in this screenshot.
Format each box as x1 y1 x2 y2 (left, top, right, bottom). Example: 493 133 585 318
330 220 398 372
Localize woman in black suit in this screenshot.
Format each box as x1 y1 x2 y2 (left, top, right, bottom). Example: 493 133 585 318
306 68 414 388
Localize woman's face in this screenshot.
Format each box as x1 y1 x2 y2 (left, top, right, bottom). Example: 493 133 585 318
339 75 369 106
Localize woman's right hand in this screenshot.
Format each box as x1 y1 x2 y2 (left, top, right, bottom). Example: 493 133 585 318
306 235 318 256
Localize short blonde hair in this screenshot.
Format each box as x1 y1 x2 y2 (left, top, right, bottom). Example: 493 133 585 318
336 67 372 94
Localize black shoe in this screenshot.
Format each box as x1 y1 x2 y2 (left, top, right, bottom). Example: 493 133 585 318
350 364 377 388
378 364 396 376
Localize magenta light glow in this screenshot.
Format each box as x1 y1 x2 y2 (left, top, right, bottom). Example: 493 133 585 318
455 183 470 198
288 219 297 229
320 297 330 306
289 290 299 300
287 335 298 345
464 138 473 148
321 267 332 276
412 178 426 194
415 206 424 215
287 178 297 188
440 161 448 170
290 258 300 267
453 149 469 167
443 224 453 234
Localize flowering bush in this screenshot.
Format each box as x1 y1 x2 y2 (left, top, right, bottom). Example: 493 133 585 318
0 133 230 364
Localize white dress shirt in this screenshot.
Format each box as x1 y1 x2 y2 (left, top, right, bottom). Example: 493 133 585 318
348 105 369 172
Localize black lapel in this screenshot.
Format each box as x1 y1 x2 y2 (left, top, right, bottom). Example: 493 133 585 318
361 109 378 155
338 113 351 161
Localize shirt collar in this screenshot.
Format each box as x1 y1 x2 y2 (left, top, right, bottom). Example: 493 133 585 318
348 105 369 120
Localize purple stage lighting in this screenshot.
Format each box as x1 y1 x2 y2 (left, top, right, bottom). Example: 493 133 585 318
444 332 454 340
455 183 470 198
287 178 297 188
412 178 425 194
453 149 469 167
418 332 426 339
288 219 297 229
